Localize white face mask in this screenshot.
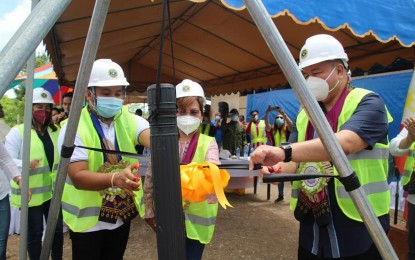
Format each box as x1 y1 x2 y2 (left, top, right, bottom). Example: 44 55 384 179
177 115 201 135
306 67 339 101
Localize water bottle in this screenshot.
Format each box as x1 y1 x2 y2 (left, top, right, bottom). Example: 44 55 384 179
142 147 147 156
236 147 240 159
243 145 249 159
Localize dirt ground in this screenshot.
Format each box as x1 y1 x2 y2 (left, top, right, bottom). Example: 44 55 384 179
5 182 406 259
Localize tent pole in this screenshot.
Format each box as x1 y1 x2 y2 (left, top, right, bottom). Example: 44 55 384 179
0 0 72 99
40 0 112 259
18 37 37 260
243 0 397 259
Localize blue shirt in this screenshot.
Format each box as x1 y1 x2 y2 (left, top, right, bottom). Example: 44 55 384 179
289 92 390 258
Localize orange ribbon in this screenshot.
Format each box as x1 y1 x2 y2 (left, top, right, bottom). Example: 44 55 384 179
180 162 232 209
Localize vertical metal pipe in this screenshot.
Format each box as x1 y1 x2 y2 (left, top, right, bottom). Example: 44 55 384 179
18 53 36 260
243 0 397 259
40 0 112 259
0 0 72 98
148 84 186 259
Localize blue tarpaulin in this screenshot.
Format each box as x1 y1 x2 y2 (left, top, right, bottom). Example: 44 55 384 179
247 71 413 140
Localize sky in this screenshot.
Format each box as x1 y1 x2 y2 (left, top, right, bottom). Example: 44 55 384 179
0 0 45 97
0 0 46 53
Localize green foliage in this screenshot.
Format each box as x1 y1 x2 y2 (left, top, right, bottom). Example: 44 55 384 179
3 52 51 125
0 96 25 127
13 85 26 101
20 51 50 73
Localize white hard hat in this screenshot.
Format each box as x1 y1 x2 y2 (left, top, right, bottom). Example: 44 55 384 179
176 79 206 105
32 88 54 104
88 59 129 87
299 34 348 69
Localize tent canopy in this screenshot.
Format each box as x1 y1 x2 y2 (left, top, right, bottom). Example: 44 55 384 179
9 63 72 105
44 0 415 97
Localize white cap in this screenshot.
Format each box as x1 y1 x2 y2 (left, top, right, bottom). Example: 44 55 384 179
176 79 206 106
299 34 348 69
88 59 129 87
32 88 54 104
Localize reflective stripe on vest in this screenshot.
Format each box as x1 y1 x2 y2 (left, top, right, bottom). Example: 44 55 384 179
10 125 59 207
62 106 145 232
290 88 391 221
184 134 219 244
250 120 267 144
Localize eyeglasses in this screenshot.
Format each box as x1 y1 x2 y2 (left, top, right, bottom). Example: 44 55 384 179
177 109 201 116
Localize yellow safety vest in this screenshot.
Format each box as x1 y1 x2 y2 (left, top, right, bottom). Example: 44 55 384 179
273 129 286 147
402 143 415 185
62 106 145 232
184 134 219 244
290 88 391 221
199 122 211 136
250 120 267 144
10 125 59 207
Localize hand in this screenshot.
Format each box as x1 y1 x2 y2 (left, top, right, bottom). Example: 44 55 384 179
29 159 42 170
145 217 157 232
112 163 141 197
259 164 282 177
404 117 415 141
266 105 272 113
226 117 231 124
14 176 32 202
249 145 285 170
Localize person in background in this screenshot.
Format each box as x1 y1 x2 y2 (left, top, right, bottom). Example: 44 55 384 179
144 79 220 260
222 108 245 156
61 92 73 116
58 59 150 259
0 103 27 260
135 108 143 117
0 142 27 260
390 117 415 260
211 111 223 149
239 114 246 126
265 105 293 203
54 92 73 125
199 112 216 137
134 109 145 154
245 109 267 150
5 88 63 260
250 34 391 259
51 107 63 125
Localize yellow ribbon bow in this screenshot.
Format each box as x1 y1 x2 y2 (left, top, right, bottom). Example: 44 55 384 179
180 162 233 209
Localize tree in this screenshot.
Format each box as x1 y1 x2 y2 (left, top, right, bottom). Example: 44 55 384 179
0 96 25 127
13 51 51 100
20 51 50 73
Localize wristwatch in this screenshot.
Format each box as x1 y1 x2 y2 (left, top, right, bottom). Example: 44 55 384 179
280 142 292 162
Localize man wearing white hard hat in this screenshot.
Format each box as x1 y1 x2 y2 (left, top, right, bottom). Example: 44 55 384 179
57 59 150 259
5 87 63 259
250 34 391 258
144 79 221 259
